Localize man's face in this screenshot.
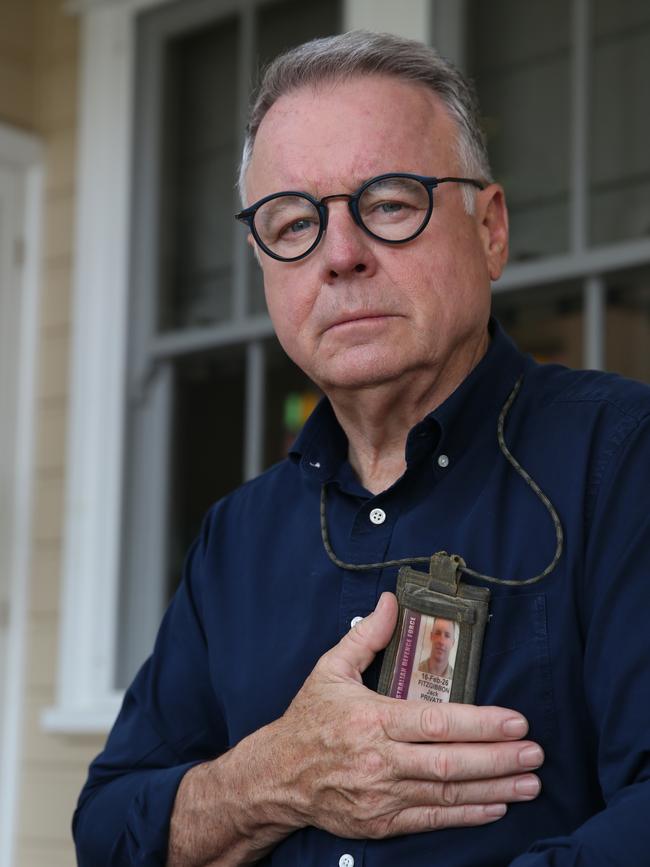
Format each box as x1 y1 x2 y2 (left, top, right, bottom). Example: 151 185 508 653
430 618 456 667
245 74 508 393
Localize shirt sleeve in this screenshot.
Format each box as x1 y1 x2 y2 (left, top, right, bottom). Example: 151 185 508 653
510 412 650 866
73 509 229 867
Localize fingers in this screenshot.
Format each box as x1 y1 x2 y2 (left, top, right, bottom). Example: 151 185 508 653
397 773 541 808
380 802 510 837
320 593 398 679
393 739 543 783
382 700 529 744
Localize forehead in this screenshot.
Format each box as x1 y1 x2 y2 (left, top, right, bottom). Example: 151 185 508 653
246 74 460 201
432 619 454 632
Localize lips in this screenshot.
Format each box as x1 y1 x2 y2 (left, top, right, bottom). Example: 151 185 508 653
324 311 398 331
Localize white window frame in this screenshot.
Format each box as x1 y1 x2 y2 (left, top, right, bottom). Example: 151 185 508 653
0 123 44 867
44 0 650 733
43 0 146 733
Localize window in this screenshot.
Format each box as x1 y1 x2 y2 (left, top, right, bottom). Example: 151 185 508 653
492 282 584 368
468 0 650 377
605 267 650 382
470 0 572 262
118 0 340 688
590 1 650 245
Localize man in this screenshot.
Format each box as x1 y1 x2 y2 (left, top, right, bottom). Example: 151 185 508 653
418 618 457 678
74 31 650 866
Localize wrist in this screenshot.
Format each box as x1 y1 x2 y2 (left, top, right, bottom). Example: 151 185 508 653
221 718 309 840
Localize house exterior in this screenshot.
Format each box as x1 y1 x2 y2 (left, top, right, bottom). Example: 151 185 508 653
0 1 648 864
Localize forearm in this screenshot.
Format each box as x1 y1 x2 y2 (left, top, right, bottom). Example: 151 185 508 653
167 723 302 867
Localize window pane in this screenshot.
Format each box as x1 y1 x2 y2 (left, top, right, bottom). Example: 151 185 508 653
590 1 650 245
493 283 583 367
264 338 321 467
605 267 650 382
468 0 571 261
256 0 341 65
247 0 341 316
159 17 240 331
167 347 246 596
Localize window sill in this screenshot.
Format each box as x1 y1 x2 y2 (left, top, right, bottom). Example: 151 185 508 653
41 695 123 735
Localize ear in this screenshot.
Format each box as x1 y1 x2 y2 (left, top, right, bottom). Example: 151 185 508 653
476 184 509 282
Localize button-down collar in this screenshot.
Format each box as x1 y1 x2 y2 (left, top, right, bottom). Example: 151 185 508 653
290 318 529 483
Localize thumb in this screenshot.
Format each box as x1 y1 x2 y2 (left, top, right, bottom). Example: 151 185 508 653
324 592 398 680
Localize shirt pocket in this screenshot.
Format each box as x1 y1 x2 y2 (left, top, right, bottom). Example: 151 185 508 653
476 593 556 744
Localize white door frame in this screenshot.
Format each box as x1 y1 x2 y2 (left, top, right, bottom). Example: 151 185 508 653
0 122 43 867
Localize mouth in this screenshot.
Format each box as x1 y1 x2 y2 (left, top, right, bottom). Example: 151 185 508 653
324 312 399 333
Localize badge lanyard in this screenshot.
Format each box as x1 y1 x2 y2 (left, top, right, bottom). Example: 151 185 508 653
319 376 564 704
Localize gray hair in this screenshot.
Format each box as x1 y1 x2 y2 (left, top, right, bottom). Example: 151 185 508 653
238 30 493 213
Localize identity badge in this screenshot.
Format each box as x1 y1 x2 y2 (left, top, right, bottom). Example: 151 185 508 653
378 553 490 704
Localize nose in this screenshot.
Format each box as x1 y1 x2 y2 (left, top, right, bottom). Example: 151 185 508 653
319 200 377 283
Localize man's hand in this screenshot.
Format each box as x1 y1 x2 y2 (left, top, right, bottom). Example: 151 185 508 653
168 593 542 865
253 591 542 838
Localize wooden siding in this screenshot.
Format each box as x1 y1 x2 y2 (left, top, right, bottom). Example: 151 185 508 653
0 2 104 863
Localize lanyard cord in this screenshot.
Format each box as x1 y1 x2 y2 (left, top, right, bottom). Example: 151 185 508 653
320 375 564 587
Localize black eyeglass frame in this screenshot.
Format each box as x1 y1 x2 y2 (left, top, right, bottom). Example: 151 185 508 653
235 172 486 262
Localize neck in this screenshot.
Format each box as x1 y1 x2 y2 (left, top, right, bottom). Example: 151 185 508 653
427 658 449 676
326 333 489 495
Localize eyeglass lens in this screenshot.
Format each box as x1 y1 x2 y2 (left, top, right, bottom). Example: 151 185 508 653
253 176 430 260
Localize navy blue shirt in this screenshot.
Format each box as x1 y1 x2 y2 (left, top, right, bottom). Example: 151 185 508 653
74 321 650 865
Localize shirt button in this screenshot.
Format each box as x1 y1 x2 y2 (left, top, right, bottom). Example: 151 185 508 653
339 856 355 867
437 453 450 468
369 508 386 525
350 615 364 629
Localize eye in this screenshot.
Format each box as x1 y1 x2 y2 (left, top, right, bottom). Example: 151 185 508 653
377 200 407 215
283 218 316 236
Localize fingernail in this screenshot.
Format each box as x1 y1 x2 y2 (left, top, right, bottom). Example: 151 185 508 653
375 592 389 613
515 775 541 797
485 804 507 818
502 717 528 738
519 745 544 768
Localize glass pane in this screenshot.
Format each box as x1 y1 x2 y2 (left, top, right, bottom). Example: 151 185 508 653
590 1 650 245
256 0 341 67
167 347 246 596
159 17 240 331
247 0 341 315
605 267 650 383
493 282 583 367
264 337 321 467
468 0 571 261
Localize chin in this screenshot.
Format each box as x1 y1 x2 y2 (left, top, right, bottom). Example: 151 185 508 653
312 346 417 391
318 361 410 392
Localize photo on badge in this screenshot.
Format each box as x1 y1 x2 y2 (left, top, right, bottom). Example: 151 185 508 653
385 608 459 703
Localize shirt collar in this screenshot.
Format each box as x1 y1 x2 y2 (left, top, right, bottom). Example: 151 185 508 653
289 318 530 481
427 318 530 463
289 396 348 482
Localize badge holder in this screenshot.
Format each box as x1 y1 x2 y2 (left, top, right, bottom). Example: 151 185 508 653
378 552 490 704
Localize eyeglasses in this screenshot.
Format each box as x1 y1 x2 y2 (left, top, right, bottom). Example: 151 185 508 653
235 173 484 262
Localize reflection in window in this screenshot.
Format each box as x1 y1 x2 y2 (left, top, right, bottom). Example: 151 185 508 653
605 268 650 383
264 338 320 467
590 1 650 245
468 0 571 261
493 283 583 368
159 17 240 331
168 347 246 595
